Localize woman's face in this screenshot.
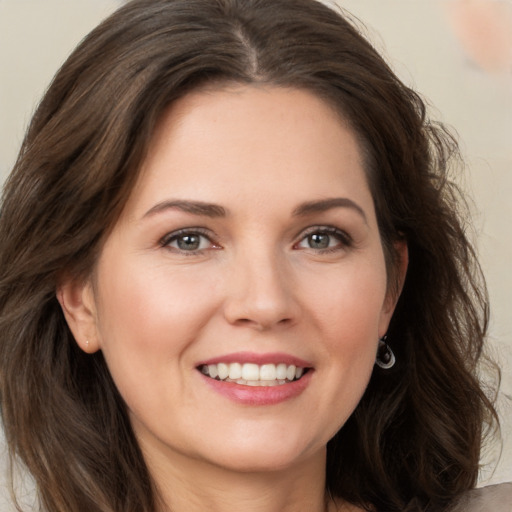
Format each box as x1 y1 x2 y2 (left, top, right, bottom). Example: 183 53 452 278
64 86 403 475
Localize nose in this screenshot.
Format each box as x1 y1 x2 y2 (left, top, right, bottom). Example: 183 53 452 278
222 246 300 331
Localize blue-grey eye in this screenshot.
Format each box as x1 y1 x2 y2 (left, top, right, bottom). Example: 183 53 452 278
307 233 331 249
165 231 212 252
297 229 347 250
176 234 201 250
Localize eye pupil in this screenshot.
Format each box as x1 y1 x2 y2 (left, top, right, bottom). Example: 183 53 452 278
177 234 200 250
308 233 330 249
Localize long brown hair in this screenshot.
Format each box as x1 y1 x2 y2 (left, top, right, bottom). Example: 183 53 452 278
0 0 498 510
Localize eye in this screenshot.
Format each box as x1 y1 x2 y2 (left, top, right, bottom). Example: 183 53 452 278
161 229 218 253
295 227 351 252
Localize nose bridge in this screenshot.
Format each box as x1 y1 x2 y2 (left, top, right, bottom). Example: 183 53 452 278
223 239 298 329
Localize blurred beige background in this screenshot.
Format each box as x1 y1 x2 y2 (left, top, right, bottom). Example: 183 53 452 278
0 0 510 506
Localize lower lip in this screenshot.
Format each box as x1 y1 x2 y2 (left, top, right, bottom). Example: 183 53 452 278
200 371 313 406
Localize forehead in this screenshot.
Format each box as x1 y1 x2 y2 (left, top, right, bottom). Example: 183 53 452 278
123 85 373 219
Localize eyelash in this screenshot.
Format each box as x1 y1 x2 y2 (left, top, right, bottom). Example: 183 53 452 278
294 226 352 253
159 225 352 256
160 228 218 255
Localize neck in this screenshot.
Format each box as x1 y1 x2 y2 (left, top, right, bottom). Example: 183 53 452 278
146 444 335 512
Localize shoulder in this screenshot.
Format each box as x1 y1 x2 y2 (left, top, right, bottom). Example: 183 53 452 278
450 483 512 511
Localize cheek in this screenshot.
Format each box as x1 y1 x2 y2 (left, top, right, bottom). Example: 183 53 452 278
303 256 389 342
96 255 215 337
91 258 225 425
299 254 388 417
92 254 223 389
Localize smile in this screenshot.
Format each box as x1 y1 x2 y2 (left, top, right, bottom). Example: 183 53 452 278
198 362 307 387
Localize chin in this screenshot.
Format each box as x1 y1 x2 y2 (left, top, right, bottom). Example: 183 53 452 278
198 434 324 474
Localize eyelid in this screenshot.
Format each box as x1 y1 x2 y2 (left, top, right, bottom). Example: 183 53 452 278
159 227 220 253
294 225 353 250
158 225 352 254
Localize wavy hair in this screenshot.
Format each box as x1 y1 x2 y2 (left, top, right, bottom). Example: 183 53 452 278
0 0 498 510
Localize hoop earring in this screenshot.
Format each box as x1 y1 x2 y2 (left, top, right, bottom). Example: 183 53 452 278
375 337 395 369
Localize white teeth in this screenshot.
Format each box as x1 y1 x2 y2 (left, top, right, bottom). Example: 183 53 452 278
260 364 277 381
276 363 287 380
225 378 289 387
241 363 259 381
200 362 307 384
228 362 242 380
208 364 218 379
217 363 229 380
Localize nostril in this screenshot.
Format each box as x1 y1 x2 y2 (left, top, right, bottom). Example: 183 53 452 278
231 316 294 330
235 318 252 325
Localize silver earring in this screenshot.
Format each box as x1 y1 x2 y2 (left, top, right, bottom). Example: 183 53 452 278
375 337 395 369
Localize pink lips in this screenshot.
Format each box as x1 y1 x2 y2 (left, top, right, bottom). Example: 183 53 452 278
197 351 312 368
197 351 314 406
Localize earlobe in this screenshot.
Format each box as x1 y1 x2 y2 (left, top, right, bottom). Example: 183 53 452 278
56 277 100 353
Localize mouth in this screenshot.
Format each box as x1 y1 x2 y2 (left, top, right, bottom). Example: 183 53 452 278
197 362 310 387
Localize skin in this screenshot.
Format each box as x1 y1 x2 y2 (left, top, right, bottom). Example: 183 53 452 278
59 86 407 512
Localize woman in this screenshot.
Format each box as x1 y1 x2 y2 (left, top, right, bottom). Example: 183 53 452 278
0 0 506 510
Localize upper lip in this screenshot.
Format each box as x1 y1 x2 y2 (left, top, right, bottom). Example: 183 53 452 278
196 351 313 368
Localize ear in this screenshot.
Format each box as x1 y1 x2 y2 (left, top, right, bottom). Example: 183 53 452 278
56 276 100 353
379 239 408 336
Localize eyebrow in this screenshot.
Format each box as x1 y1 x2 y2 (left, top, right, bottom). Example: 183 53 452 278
142 197 366 222
143 200 227 219
292 197 367 222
